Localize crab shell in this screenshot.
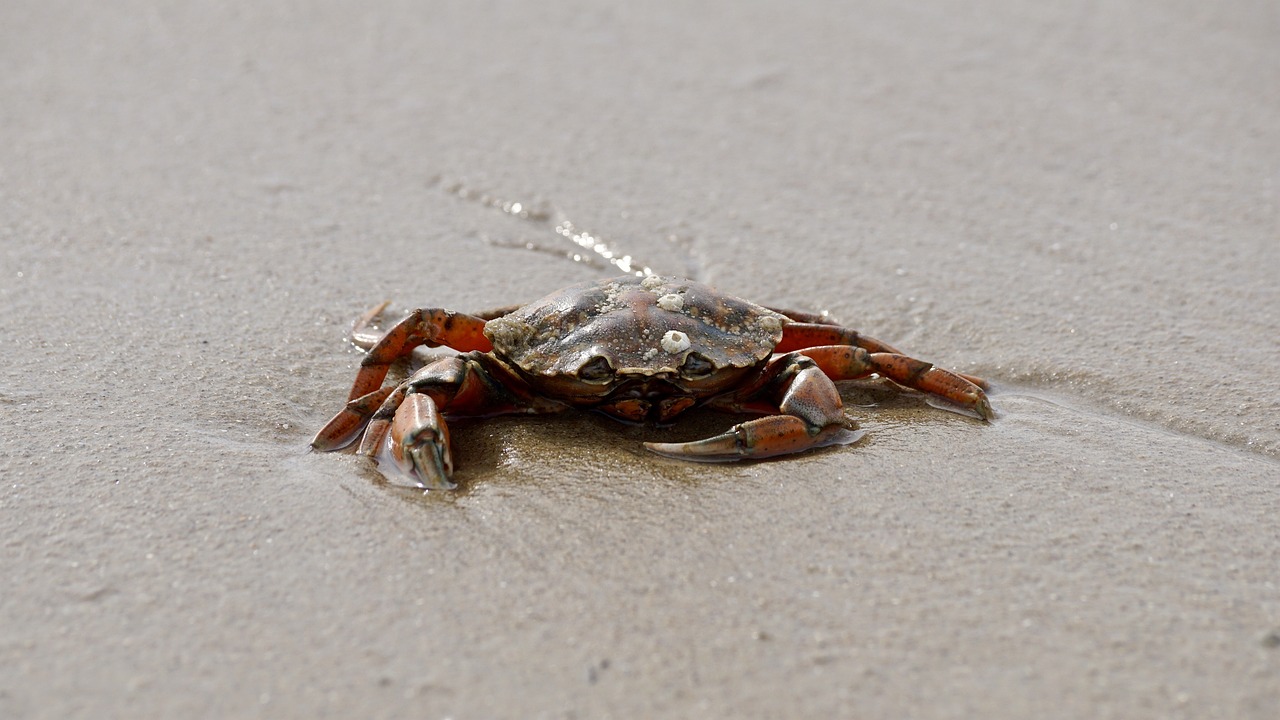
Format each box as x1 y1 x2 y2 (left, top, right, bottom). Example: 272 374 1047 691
483 275 787 402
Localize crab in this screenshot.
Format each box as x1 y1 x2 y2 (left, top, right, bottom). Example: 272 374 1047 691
311 275 992 489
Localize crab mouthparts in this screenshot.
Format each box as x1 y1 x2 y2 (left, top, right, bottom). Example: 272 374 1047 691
596 378 697 423
607 376 682 399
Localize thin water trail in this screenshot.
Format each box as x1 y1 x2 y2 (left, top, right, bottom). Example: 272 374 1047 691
440 179 698 280
982 381 1280 466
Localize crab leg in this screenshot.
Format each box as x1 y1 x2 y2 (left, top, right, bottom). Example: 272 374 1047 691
311 384 399 451
774 322 988 390
345 307 492 401
644 355 861 462
773 321 901 355
804 345 993 420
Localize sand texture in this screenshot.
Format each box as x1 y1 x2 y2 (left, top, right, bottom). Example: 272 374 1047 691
3 1 1278 717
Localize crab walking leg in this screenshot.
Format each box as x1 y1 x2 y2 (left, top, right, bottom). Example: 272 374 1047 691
773 321 903 356
314 304 516 452
311 384 398 451
354 385 407 456
349 302 524 349
805 345 994 420
346 308 492 401
645 356 861 462
773 323 989 390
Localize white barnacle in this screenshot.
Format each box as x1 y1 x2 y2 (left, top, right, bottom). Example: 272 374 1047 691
484 315 534 347
661 330 691 353
641 275 664 292
656 293 684 312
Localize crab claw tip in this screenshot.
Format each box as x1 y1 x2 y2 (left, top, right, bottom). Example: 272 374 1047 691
404 444 456 491
976 396 995 422
643 433 745 463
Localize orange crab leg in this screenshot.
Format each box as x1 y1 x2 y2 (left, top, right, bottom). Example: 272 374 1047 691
644 338 993 462
774 322 903 355
774 322 988 390
802 345 993 420
645 355 862 462
310 384 399 451
345 307 492 401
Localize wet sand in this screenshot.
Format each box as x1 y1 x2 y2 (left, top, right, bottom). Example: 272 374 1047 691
3 1 1278 717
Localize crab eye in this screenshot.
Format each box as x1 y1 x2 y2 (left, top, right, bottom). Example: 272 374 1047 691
680 352 715 379
578 356 615 383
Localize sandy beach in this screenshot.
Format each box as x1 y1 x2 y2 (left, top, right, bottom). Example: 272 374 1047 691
3 1 1277 717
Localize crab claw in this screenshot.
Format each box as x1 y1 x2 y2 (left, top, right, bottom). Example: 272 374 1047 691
376 425 456 491
644 415 864 463
405 432 456 490
376 393 457 490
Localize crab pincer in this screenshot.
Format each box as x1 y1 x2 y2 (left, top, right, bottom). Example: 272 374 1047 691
373 392 456 490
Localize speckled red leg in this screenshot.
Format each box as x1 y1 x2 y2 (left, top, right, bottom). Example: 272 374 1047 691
310 385 399 451
774 321 903 355
350 302 523 349
802 345 993 420
644 355 861 462
774 322 988 390
344 307 492 401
